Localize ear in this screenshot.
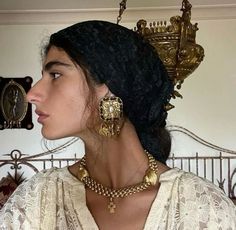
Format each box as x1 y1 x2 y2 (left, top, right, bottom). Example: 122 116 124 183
95 83 110 99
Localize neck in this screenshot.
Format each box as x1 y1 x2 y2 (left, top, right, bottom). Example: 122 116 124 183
82 121 149 189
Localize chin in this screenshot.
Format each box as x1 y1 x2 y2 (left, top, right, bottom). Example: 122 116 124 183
41 127 81 140
41 129 64 140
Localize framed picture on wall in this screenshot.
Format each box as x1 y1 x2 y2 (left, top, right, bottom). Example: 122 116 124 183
0 77 34 130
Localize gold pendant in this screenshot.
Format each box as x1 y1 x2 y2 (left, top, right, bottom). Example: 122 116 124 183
108 197 116 214
77 165 89 181
143 168 158 186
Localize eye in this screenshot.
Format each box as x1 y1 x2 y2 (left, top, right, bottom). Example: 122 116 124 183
50 72 61 79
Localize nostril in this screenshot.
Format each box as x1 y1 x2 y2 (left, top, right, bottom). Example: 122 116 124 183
26 92 35 103
28 98 36 103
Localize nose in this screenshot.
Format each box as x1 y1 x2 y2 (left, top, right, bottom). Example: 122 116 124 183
26 79 44 104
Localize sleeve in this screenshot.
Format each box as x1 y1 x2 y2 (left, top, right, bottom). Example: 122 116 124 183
0 170 52 230
177 172 236 230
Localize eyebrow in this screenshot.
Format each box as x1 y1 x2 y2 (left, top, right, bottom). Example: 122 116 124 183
43 61 73 71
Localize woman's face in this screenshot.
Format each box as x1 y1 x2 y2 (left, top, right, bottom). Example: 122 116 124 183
27 46 104 140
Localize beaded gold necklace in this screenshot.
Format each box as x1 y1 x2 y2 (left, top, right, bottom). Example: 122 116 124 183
76 151 158 213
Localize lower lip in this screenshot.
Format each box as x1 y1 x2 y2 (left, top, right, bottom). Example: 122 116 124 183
37 115 49 124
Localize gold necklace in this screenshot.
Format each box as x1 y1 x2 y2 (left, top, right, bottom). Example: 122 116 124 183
77 151 159 214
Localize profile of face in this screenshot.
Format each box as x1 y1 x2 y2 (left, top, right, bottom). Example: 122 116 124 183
27 46 106 140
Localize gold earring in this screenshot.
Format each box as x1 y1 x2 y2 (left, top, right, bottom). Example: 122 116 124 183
99 95 123 137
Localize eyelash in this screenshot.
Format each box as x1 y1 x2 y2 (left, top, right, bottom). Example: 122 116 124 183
50 72 61 79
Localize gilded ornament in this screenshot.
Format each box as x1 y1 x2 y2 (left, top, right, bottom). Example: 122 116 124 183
77 151 158 213
99 95 123 137
134 0 204 107
77 165 89 181
143 168 158 186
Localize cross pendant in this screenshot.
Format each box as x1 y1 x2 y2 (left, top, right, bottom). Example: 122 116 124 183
108 198 116 213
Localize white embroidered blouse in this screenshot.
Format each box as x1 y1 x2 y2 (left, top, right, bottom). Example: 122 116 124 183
0 167 235 229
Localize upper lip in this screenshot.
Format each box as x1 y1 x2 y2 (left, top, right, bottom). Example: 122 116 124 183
35 110 49 117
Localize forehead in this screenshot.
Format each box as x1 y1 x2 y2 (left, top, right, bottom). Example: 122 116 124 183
43 46 72 65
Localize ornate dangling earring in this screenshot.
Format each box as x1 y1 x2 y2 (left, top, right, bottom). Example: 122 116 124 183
99 95 123 137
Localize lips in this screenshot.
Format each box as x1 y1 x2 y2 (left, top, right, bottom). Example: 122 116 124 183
35 110 49 124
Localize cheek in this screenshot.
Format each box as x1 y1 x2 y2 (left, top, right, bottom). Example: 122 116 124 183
63 92 88 121
42 97 89 140
57 82 87 111
61 87 92 126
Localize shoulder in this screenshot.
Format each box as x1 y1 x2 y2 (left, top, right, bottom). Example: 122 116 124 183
1 166 76 207
176 169 236 228
160 168 231 201
0 167 77 228
6 167 70 196
177 169 232 203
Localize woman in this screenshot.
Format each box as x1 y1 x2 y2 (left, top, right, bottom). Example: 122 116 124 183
0 20 235 229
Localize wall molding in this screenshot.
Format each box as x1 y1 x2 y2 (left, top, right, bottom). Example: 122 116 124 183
0 5 236 25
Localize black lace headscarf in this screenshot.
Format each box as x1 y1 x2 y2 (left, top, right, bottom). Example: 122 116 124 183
48 20 174 163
